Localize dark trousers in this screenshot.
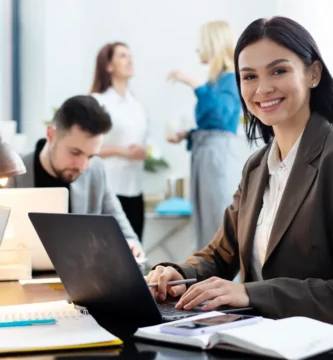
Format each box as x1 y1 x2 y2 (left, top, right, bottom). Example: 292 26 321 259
117 193 145 242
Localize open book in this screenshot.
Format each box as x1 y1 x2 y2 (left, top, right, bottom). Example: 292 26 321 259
0 300 122 353
135 312 333 360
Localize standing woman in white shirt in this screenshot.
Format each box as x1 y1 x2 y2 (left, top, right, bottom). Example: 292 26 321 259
90 42 148 242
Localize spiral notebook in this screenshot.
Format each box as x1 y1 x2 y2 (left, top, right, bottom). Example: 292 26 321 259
0 300 122 353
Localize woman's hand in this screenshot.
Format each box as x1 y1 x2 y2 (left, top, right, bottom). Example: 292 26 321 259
145 265 186 301
124 144 147 160
167 71 202 89
100 145 147 160
175 276 250 311
167 131 188 144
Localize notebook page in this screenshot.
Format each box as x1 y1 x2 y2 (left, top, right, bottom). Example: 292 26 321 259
0 315 119 351
0 300 75 320
0 300 70 313
221 317 333 360
0 301 121 352
19 278 61 285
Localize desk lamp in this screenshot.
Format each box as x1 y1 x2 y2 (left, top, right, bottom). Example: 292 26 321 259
0 138 26 280
0 138 26 186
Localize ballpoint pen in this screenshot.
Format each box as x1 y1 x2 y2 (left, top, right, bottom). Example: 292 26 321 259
148 278 197 288
0 318 57 327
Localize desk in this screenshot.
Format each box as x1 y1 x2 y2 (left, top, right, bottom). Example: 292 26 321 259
144 212 191 263
0 281 331 360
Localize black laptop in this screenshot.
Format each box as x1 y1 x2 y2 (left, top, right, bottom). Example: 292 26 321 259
28 213 252 327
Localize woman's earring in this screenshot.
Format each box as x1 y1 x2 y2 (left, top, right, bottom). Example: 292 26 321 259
312 83 317 88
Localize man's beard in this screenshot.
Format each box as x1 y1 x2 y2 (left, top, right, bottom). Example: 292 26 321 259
48 150 80 183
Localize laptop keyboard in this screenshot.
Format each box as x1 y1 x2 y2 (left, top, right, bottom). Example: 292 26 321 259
157 300 202 321
156 299 252 322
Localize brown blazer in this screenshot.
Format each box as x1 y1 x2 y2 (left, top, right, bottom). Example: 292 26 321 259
161 112 333 323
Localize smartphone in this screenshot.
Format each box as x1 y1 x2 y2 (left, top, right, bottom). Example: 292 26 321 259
160 314 262 336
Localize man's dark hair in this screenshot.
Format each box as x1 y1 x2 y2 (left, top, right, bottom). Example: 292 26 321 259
53 95 112 135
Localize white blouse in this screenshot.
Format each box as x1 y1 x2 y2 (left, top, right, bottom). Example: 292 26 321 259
92 88 149 197
251 132 304 281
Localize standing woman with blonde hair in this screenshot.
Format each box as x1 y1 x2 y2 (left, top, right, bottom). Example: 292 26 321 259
168 21 242 249
90 42 149 242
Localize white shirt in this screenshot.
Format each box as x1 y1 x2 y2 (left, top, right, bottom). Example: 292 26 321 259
251 132 304 281
92 88 149 197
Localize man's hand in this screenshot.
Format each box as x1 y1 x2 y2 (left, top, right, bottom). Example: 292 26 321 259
127 240 145 258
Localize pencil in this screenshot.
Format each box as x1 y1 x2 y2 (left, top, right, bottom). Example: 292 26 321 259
147 278 197 288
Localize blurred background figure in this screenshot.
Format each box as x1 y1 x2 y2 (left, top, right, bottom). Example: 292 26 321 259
167 21 242 249
90 42 149 242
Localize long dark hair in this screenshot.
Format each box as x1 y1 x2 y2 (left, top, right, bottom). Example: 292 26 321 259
234 16 333 144
89 42 128 94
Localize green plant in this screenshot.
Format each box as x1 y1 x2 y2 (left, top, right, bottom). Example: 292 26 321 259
144 154 169 173
44 107 58 125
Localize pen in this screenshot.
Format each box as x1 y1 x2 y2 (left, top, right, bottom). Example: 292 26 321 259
148 278 197 288
0 318 56 328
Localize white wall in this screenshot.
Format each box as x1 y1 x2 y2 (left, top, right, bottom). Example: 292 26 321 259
276 0 333 74
19 0 276 190
0 0 11 122
19 0 333 195
250 0 333 72
20 0 46 142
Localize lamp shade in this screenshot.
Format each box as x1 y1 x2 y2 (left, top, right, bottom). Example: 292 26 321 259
0 142 26 178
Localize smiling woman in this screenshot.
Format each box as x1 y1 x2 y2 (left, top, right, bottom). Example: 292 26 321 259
145 16 333 324
235 19 333 146
238 39 323 160
239 57 294 113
